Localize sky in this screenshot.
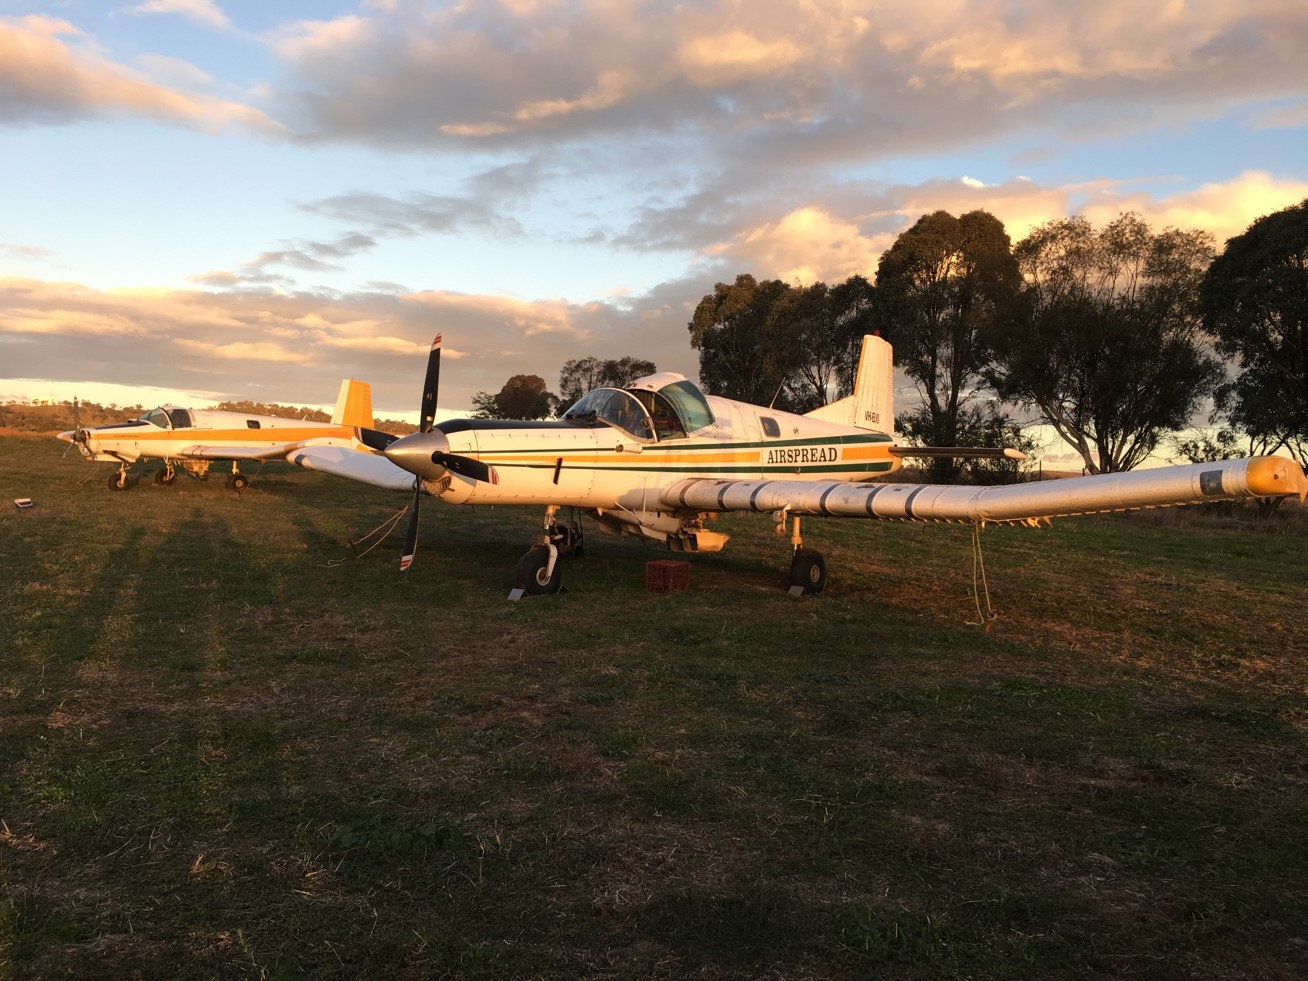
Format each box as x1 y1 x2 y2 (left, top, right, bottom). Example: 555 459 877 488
3 0 1308 447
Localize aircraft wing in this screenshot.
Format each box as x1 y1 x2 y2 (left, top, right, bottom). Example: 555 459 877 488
285 445 417 492
179 444 302 461
660 456 1307 525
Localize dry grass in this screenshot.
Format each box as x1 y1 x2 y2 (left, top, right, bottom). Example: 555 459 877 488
2 433 1306 979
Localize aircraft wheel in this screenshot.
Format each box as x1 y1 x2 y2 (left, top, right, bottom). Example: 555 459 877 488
230 474 249 492
154 470 175 486
515 546 564 595
790 548 827 594
107 471 131 492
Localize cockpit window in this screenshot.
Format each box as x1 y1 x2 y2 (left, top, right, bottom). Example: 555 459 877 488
143 408 172 429
561 389 654 441
658 380 714 433
627 390 687 441
166 408 193 429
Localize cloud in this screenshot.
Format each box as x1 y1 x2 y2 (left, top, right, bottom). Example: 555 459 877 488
126 1 232 31
265 0 1308 158
303 191 524 239
0 14 280 134
1075 170 1308 246
717 207 884 286
0 276 675 415
0 241 53 262
677 170 1308 291
1253 99 1308 129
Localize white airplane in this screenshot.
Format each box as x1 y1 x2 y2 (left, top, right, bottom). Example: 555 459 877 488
58 379 395 492
288 334 1308 595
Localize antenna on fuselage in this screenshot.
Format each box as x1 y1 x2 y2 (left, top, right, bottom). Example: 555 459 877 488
768 380 787 410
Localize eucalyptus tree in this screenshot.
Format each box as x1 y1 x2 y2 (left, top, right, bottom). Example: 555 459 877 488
558 356 657 408
988 213 1222 473
873 209 1020 480
688 274 792 406
1200 197 1308 465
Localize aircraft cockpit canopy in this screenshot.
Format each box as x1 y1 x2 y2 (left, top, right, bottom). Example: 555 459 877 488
561 373 715 442
140 406 194 429
561 389 654 441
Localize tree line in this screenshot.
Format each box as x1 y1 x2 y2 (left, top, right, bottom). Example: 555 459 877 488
473 198 1306 483
689 201 1308 480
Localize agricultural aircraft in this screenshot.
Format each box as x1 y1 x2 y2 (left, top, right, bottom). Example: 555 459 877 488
286 335 1308 595
58 379 395 492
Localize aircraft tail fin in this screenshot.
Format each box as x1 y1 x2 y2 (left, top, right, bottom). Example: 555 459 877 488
332 379 376 428
804 334 894 434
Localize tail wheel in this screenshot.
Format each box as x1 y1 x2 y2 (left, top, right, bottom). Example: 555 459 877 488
515 545 564 595
789 549 827 594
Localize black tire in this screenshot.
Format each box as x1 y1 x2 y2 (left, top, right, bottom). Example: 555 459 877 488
154 469 175 486
515 546 564 595
107 471 131 491
789 549 827 594
230 474 249 492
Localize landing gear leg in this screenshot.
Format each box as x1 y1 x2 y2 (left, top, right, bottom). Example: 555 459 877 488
225 463 249 492
785 514 826 594
154 461 177 486
513 505 571 595
548 506 585 558
107 464 133 491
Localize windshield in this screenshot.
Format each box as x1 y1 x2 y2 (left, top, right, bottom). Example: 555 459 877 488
141 408 172 429
561 389 654 441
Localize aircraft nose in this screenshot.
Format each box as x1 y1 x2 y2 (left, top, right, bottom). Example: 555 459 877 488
383 428 452 480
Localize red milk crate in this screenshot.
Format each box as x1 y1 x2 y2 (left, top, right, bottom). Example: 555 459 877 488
645 559 690 593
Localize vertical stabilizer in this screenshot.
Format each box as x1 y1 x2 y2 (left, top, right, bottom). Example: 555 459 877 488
803 334 894 434
332 379 375 428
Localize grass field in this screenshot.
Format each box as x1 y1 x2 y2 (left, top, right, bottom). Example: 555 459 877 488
2 433 1306 979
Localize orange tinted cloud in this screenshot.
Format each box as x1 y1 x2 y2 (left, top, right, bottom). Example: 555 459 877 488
0 15 282 134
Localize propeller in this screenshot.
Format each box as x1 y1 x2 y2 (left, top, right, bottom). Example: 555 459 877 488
386 334 500 570
399 334 442 572
63 397 90 459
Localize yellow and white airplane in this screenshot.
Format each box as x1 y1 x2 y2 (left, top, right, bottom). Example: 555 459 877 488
290 334 1307 595
58 379 401 492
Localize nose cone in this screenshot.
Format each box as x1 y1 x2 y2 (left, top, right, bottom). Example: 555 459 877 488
384 428 452 480
57 430 74 443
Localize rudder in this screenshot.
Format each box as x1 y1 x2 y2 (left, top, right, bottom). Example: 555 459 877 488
332 379 376 428
803 334 894 434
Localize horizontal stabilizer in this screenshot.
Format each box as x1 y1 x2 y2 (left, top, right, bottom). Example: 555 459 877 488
661 456 1307 524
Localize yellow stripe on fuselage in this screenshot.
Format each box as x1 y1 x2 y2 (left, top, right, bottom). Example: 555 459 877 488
102 425 355 444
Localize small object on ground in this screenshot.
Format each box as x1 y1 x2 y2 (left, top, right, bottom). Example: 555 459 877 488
646 559 690 592
14 498 35 510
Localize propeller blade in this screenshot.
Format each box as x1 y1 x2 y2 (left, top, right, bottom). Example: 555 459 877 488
355 426 400 452
400 481 420 572
419 334 442 434
434 452 498 484
399 333 441 572
63 398 84 458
